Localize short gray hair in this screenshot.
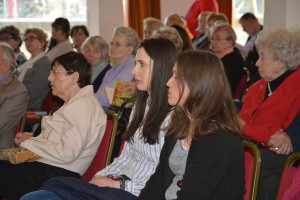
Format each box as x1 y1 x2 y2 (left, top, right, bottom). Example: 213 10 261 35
0 42 16 71
81 35 109 61
112 26 140 55
255 28 300 70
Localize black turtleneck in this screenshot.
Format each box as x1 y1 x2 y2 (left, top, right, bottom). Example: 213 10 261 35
264 70 294 100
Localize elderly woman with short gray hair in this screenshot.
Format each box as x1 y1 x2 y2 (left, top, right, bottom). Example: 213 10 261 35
82 35 111 92
95 26 140 109
239 28 300 200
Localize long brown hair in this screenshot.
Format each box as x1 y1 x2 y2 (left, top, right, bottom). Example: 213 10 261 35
167 50 242 139
123 38 178 144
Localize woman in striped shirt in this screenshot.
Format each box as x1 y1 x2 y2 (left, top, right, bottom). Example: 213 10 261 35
21 38 178 200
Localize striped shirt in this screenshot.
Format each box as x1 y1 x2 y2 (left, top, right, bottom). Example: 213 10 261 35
96 103 172 196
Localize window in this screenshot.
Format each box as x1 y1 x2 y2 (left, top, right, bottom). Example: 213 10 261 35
0 0 87 57
233 0 264 45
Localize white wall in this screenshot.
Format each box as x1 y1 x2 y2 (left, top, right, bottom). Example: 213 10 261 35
87 0 124 42
87 0 300 41
86 0 194 40
264 0 300 30
160 0 194 23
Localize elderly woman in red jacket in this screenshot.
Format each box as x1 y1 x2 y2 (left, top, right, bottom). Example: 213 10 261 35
239 28 300 200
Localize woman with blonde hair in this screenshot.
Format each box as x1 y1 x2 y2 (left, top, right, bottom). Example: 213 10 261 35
210 23 245 94
17 27 51 110
143 17 163 40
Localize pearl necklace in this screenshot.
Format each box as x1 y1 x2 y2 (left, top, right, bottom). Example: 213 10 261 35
267 82 273 96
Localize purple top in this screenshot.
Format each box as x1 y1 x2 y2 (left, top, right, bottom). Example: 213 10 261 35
95 55 135 108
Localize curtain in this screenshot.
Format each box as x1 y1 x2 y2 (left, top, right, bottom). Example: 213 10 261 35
124 0 161 39
216 0 233 25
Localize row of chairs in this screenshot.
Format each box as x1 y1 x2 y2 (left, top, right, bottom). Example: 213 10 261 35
15 91 298 199
244 140 300 200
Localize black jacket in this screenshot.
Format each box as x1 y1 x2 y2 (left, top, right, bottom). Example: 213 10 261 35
139 129 245 200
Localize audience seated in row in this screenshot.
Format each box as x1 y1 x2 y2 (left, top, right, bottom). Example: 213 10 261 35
21 37 178 200
21 39 246 200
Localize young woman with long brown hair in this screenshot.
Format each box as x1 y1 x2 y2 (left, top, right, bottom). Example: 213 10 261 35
139 50 245 200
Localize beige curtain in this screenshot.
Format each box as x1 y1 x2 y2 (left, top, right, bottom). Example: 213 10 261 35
124 0 161 39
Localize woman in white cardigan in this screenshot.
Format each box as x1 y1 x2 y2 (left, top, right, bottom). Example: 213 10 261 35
0 52 107 200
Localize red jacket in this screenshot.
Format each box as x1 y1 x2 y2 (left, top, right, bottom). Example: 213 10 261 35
186 0 219 37
239 67 300 146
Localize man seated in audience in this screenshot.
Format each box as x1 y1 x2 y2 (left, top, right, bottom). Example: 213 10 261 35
0 42 28 150
239 12 263 76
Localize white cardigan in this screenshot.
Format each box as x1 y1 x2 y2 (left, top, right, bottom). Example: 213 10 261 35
21 85 107 175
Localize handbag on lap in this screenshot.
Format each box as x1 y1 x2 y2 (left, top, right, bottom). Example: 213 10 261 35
0 147 41 164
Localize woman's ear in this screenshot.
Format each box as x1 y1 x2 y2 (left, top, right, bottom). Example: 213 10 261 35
129 46 134 55
72 72 80 84
40 41 46 49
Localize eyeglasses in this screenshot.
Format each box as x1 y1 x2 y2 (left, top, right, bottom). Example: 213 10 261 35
49 69 74 76
209 38 229 42
109 41 131 48
0 37 14 41
24 36 39 42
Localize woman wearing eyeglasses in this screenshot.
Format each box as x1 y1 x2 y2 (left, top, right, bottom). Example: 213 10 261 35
95 26 140 109
210 23 246 95
0 52 107 200
16 28 51 110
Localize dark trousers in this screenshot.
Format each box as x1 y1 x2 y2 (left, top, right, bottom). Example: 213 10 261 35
40 177 137 200
257 149 289 200
0 160 80 200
